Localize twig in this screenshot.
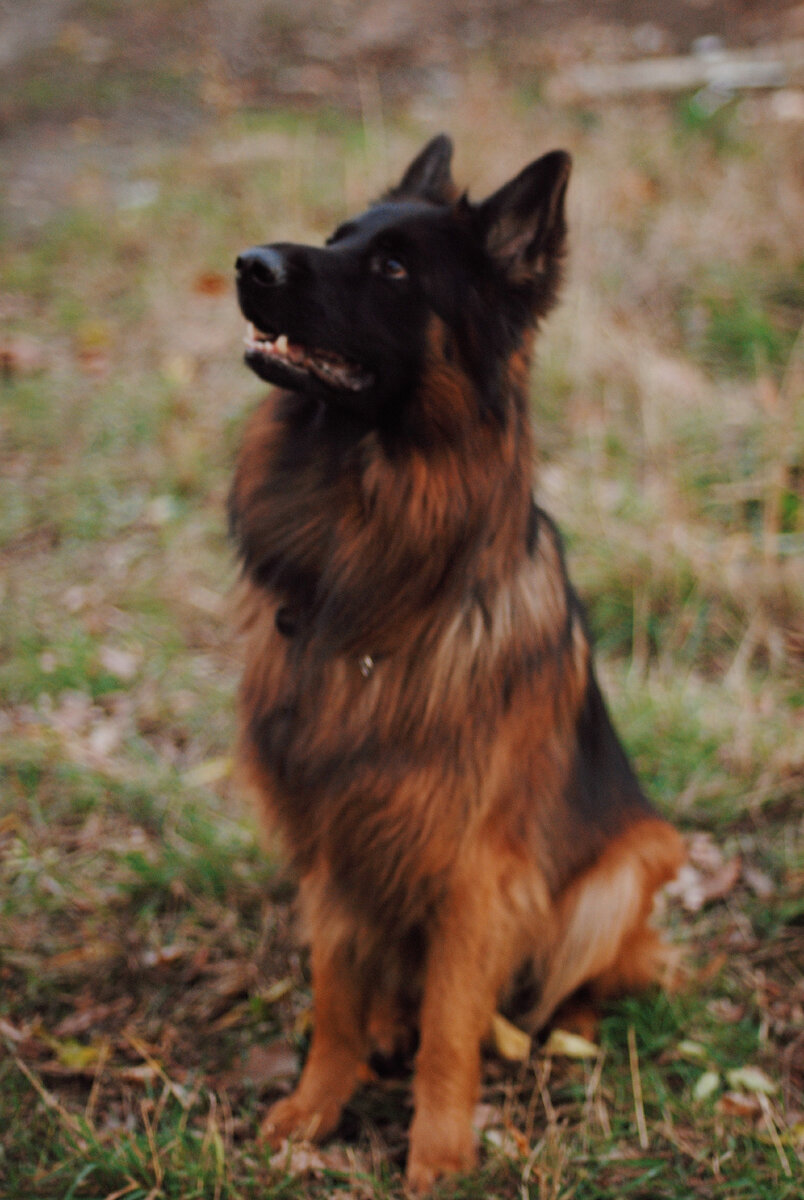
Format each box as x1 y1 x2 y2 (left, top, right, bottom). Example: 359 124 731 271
10 1051 89 1151
758 1093 794 1178
85 1037 110 1127
535 1057 557 1129
584 1047 610 1140
140 1098 164 1193
123 1032 190 1108
102 1180 139 1200
627 1025 649 1151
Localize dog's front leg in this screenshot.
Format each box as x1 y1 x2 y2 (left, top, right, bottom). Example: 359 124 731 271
407 879 505 1193
260 936 367 1147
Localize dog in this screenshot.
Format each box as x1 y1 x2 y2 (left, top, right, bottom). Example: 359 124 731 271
230 135 683 1192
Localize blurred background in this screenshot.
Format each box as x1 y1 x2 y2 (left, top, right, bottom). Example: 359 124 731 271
1 3 802 1198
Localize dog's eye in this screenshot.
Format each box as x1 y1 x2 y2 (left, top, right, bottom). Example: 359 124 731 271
374 254 408 281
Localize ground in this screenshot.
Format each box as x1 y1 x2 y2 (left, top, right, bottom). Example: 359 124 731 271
1 3 803 1199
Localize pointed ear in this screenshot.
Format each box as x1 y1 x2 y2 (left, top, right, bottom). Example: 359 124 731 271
384 134 457 205
478 150 571 282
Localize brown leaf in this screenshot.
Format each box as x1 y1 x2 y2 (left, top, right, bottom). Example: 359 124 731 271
45 941 120 974
116 1064 159 1085
666 844 742 912
54 997 133 1038
708 998 746 1023
193 271 229 296
141 943 187 968
719 1091 762 1117
698 856 742 906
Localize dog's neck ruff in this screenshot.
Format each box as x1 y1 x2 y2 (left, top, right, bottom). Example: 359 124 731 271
275 604 377 680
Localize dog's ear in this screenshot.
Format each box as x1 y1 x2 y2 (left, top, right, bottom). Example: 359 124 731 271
385 134 456 205
478 150 571 284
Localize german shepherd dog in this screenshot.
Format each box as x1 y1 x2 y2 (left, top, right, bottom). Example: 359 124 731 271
231 135 683 1191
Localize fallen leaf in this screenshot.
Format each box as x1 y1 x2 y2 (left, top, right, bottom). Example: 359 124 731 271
116 1064 159 1085
743 865 775 899
694 1070 721 1101
697 952 728 984
294 1007 313 1038
719 1091 762 1117
665 864 707 911
491 1012 531 1062
543 1028 600 1059
677 1039 708 1062
473 1103 501 1132
51 1039 104 1072
484 1126 529 1158
211 1001 251 1032
276 1140 353 1178
726 1066 778 1095
182 756 232 787
45 942 120 973
141 943 187 968
708 998 745 1023
666 852 742 913
193 270 229 296
53 998 133 1038
687 832 725 872
259 977 295 1004
699 856 742 905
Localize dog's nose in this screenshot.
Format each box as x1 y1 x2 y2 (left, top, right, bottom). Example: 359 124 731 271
235 246 287 287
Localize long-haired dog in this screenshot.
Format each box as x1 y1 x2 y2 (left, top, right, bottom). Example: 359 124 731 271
231 135 683 1191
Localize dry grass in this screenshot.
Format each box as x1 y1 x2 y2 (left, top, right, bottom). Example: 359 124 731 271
1 48 802 1200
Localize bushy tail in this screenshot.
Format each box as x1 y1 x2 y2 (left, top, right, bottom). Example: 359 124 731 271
527 818 684 1030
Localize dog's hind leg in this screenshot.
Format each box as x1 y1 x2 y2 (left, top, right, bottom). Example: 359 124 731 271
528 817 684 1032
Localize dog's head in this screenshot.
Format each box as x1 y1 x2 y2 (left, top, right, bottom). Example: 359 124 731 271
235 135 570 432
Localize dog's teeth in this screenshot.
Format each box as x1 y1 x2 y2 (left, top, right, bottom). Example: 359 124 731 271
275 334 289 355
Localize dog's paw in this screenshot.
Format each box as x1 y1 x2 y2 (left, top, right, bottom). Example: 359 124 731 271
259 1093 340 1148
405 1135 477 1194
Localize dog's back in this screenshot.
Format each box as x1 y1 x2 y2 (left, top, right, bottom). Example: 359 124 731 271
231 135 683 1191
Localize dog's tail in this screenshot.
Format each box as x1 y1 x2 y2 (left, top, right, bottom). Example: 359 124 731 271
526 817 684 1030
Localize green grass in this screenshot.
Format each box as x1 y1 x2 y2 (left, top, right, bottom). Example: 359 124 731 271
2 30 802 1200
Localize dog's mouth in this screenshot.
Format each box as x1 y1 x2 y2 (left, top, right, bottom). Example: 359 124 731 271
244 322 373 392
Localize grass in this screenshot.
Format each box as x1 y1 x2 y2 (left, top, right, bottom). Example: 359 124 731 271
1 37 803 1200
